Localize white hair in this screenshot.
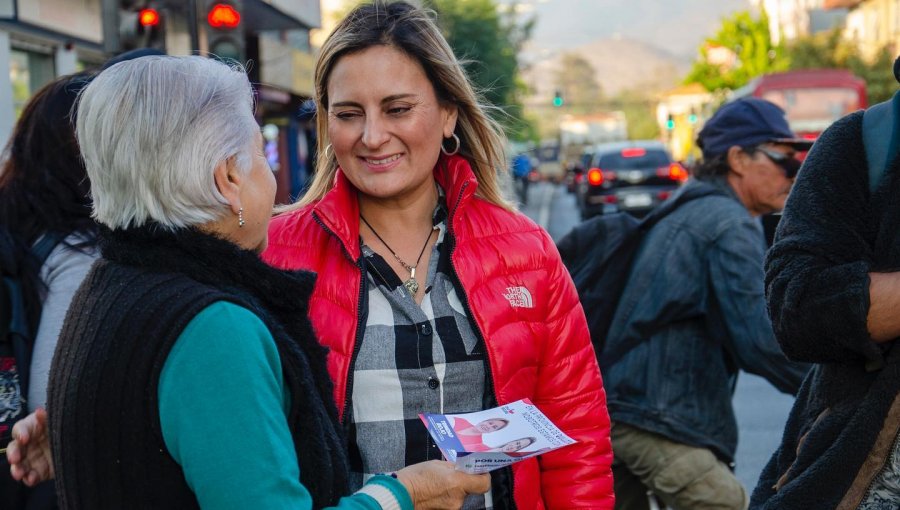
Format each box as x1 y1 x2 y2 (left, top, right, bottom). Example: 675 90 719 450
76 55 259 229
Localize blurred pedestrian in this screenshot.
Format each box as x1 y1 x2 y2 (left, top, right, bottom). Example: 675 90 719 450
600 98 811 510
750 59 900 509
512 152 532 205
263 2 614 508
0 71 98 510
9 54 489 510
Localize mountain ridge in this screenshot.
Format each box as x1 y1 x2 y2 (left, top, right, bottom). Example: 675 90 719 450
522 35 692 100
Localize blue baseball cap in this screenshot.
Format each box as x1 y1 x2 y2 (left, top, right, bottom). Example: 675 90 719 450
697 98 813 159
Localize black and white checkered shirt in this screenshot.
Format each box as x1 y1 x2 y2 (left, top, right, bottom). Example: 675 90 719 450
348 203 492 509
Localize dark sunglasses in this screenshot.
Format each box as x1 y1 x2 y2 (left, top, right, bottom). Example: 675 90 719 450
755 147 802 179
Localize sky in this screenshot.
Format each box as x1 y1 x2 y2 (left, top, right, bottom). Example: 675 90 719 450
500 0 750 59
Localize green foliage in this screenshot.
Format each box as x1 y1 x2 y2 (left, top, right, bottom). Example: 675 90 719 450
606 91 660 141
785 28 843 69
685 10 788 92
848 48 896 105
784 28 896 104
425 0 536 141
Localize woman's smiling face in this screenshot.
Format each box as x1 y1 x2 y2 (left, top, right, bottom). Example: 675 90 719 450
325 45 458 202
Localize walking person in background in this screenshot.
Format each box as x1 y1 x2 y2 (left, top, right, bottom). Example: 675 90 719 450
10 54 489 510
0 71 99 510
600 98 811 510
263 2 614 508
511 152 532 205
750 59 900 510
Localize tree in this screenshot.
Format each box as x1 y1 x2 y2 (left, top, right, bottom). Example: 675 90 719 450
685 10 789 91
606 91 660 141
554 53 603 114
425 0 536 141
785 28 896 104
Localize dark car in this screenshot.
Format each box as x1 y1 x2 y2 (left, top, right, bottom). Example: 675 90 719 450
576 141 688 219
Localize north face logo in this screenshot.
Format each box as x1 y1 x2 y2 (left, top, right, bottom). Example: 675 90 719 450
503 286 533 308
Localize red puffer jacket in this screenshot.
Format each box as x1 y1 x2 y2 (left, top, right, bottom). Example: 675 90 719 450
263 155 614 508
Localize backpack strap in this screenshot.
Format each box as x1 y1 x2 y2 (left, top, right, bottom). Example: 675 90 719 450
638 183 727 232
3 232 65 342
32 231 66 265
863 91 900 194
1 232 66 416
600 183 727 368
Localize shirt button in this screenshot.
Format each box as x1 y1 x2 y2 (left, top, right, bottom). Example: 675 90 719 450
428 378 439 389
420 323 433 336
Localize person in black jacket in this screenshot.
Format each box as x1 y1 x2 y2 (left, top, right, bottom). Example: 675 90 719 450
0 70 100 510
751 63 900 509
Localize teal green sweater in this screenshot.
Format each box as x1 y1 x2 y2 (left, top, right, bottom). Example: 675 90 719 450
158 302 412 509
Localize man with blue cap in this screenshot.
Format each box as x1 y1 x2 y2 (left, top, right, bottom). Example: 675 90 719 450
601 97 811 510
751 59 900 509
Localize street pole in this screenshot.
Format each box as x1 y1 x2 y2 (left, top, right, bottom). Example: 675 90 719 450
100 0 120 54
187 0 200 55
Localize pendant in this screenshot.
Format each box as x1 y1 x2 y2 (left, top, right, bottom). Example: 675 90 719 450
403 277 419 295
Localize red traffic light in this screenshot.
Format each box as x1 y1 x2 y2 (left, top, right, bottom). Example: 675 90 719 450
138 8 160 27
208 3 241 29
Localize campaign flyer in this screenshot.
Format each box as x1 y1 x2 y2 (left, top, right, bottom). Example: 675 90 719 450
418 398 577 474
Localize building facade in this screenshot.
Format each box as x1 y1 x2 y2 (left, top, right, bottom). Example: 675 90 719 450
0 0 321 201
752 0 847 44
825 0 900 61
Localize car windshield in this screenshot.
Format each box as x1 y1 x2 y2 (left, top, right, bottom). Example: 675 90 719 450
761 87 860 134
537 144 560 162
597 149 670 170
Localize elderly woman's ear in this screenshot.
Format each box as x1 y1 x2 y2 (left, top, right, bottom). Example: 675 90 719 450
213 156 244 216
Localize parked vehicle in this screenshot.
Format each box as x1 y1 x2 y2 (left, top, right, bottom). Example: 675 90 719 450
576 141 688 219
535 141 563 182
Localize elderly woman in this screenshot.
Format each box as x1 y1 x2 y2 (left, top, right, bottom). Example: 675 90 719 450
262 2 614 508
10 55 488 510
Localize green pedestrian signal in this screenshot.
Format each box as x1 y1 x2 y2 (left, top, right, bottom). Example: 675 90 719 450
553 90 564 107
666 114 675 130
688 114 698 124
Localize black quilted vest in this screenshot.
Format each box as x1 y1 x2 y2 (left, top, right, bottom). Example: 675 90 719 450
47 225 348 509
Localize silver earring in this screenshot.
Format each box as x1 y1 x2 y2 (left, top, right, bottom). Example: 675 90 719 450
441 133 460 156
238 207 245 228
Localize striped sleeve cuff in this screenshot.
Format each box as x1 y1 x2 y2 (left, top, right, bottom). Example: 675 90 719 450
355 475 413 510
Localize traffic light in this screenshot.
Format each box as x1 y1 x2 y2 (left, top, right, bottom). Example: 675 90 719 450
666 114 675 131
688 108 698 124
118 2 165 51
553 90 564 107
206 1 244 63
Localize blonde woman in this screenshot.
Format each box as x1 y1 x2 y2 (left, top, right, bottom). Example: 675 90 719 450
263 2 614 508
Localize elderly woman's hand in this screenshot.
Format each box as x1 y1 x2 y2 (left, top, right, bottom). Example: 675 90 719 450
6 408 54 486
395 460 490 509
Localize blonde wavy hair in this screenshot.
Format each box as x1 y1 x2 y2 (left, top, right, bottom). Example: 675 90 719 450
284 0 512 211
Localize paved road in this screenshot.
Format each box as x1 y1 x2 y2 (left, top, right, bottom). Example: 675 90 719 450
517 181 797 491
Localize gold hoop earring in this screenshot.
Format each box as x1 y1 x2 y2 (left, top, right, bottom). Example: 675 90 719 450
441 134 460 156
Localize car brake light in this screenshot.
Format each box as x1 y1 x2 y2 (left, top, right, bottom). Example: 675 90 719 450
587 168 604 185
658 163 689 182
621 148 646 158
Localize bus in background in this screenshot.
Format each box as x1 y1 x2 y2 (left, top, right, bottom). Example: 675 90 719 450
730 69 867 143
